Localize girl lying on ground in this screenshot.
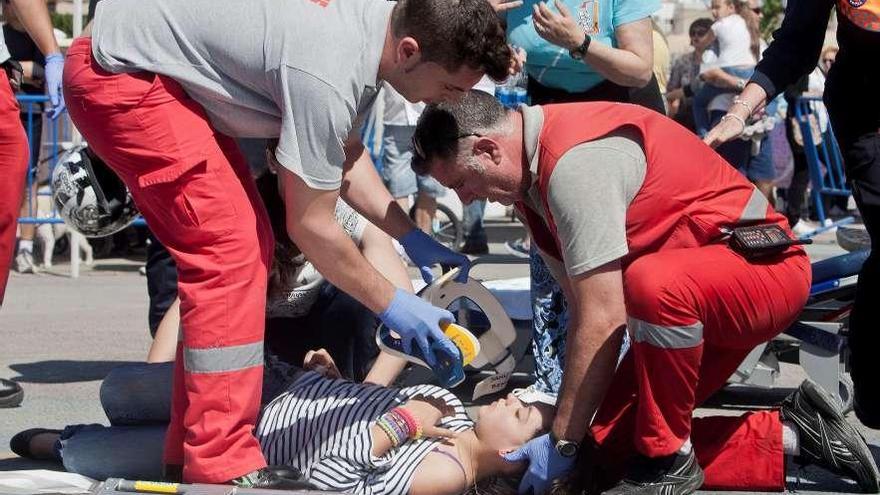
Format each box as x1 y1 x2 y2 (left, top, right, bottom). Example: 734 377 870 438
12 349 550 495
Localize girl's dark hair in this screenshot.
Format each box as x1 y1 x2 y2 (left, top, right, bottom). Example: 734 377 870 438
255 170 303 296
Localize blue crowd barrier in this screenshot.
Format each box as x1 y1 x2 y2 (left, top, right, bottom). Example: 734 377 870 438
793 96 854 237
15 94 146 229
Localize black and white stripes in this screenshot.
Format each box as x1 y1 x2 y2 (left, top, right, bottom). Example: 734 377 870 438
256 371 474 495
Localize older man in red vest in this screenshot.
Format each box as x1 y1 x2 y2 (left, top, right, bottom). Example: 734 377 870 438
411 91 879 495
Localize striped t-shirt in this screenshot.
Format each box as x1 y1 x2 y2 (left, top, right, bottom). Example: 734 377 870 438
257 371 474 495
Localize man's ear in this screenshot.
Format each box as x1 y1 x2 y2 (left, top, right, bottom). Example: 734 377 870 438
474 137 502 165
396 37 421 71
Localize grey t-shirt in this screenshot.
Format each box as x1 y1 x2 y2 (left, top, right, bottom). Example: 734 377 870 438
520 105 647 279
91 0 392 190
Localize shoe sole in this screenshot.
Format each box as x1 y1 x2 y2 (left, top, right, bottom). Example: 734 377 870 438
800 380 880 492
0 388 24 408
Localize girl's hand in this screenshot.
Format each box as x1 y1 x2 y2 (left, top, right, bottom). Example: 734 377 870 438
532 0 584 51
402 396 458 439
303 349 343 379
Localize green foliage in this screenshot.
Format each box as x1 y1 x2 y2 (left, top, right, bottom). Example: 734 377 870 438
49 12 87 38
760 0 785 40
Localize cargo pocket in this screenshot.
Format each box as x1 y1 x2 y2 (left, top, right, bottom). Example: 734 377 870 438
137 158 237 242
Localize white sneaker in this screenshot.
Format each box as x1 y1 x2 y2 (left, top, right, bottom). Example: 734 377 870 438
791 219 818 238
14 250 38 274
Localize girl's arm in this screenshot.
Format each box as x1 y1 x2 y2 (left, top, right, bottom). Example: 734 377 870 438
369 397 457 457
359 224 410 385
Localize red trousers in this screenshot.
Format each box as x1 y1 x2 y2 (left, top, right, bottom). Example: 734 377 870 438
64 39 273 482
0 70 29 306
590 244 811 491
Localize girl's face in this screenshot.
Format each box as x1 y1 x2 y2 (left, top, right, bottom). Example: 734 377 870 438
474 394 551 452
710 0 736 20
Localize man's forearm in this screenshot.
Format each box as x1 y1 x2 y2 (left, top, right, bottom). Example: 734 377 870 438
552 321 625 441
9 0 60 56
341 144 417 240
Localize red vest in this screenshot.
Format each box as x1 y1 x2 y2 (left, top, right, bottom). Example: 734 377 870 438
514 102 788 267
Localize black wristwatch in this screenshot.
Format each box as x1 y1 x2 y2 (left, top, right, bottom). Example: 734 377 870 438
550 432 580 458
569 33 592 60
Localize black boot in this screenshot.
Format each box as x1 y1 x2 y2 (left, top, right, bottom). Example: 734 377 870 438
0 378 23 408
782 380 880 493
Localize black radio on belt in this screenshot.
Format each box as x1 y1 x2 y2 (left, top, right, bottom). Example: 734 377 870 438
725 223 812 259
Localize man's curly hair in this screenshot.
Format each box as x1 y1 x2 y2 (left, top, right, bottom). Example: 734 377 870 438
391 0 511 82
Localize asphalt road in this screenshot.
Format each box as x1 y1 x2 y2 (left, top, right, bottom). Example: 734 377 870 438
1 223 877 495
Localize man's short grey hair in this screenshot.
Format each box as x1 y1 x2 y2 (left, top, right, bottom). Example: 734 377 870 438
411 90 510 175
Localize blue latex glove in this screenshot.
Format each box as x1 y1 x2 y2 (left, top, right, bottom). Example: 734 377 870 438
399 228 470 284
44 53 65 119
503 433 575 495
378 288 459 366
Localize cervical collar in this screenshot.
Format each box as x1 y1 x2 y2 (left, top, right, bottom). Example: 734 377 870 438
416 268 518 400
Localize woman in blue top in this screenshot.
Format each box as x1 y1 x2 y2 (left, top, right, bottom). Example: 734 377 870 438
489 0 664 492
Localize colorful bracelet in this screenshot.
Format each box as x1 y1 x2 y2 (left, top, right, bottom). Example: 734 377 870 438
376 416 405 447
393 407 423 440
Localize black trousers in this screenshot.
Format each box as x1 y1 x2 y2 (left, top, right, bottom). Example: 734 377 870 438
527 74 666 114
839 130 880 428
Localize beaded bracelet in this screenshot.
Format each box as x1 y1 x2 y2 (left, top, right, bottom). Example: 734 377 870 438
376 415 406 447
392 407 423 440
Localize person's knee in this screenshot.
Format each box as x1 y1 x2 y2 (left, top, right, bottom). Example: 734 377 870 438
623 257 694 324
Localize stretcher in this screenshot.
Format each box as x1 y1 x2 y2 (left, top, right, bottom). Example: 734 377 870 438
730 249 868 411
92 478 332 495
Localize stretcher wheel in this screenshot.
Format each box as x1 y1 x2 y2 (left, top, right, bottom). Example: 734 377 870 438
409 203 463 250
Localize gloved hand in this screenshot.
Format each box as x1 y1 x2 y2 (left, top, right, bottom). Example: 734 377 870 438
502 433 575 495
378 288 458 366
44 53 65 119
399 228 470 284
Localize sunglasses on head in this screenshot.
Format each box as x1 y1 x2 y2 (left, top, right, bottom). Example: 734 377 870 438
412 132 482 161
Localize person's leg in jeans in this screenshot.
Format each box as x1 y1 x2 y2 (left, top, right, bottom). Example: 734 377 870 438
693 83 728 137
380 125 418 216
841 132 880 428
57 363 173 480
461 199 488 254
64 38 272 482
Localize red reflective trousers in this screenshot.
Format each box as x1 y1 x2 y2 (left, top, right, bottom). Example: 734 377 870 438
64 38 273 482
0 70 29 306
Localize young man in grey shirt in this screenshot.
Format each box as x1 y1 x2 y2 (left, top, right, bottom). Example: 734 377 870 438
62 0 511 487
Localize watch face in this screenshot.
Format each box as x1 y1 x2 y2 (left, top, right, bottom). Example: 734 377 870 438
557 441 578 457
